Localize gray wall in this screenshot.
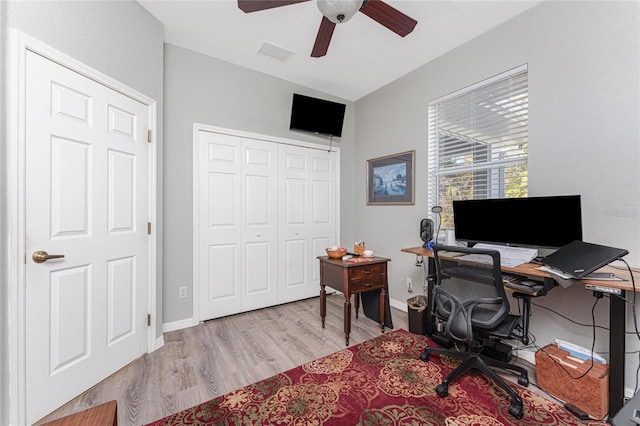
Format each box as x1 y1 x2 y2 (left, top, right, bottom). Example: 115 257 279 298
355 1 639 394
162 44 356 324
2 0 638 420
0 1 164 423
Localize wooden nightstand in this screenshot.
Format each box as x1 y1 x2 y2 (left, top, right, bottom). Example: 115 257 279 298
318 256 390 345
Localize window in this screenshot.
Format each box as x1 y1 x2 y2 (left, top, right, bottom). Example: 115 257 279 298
428 65 528 229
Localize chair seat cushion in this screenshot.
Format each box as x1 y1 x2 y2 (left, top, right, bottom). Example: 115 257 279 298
488 314 522 338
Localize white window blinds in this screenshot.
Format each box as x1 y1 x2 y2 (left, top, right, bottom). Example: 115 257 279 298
428 66 529 229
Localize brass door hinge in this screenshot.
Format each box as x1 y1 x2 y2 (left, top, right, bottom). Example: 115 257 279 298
147 314 151 326
147 222 151 235
147 130 152 143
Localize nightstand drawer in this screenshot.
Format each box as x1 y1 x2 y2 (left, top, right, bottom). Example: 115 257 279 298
350 263 385 280
350 275 384 292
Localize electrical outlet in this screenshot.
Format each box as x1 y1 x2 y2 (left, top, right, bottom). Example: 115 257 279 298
179 286 187 299
406 277 413 292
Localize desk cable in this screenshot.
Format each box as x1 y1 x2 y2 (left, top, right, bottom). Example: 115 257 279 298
530 301 609 332
533 296 602 381
531 260 640 395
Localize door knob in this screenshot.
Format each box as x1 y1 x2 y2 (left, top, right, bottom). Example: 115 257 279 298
256 233 261 237
32 251 65 263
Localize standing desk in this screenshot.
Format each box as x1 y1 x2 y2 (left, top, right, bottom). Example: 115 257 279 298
402 246 639 417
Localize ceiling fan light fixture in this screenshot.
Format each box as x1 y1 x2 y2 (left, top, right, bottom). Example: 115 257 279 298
317 0 364 24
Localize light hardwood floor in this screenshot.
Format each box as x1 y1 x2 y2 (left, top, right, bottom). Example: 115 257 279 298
36 294 410 426
37 294 549 426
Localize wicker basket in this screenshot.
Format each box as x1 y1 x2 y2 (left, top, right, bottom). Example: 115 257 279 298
353 245 366 255
326 249 346 259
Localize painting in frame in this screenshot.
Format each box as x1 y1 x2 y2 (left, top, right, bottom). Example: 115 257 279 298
366 150 415 205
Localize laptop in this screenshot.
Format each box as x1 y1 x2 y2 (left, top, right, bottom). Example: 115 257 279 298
542 240 628 279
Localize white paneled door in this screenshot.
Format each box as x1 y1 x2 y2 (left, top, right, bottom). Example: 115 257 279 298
278 144 337 303
241 138 279 311
197 132 243 319
196 129 337 321
197 132 279 320
24 51 149 424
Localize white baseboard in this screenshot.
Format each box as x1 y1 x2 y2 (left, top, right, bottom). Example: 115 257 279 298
511 346 537 365
163 317 197 333
390 297 408 312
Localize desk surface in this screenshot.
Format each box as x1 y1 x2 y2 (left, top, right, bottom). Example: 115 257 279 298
401 246 639 292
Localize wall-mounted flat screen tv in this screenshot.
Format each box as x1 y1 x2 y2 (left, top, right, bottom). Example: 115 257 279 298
289 93 346 138
452 195 583 249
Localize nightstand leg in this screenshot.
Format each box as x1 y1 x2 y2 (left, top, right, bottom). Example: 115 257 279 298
320 284 326 328
344 295 351 346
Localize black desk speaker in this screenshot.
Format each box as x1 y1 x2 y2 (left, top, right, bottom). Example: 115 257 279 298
420 218 434 242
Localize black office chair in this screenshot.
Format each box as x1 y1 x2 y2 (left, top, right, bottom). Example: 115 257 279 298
419 244 531 419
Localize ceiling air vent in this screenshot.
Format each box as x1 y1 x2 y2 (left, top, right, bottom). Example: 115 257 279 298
257 41 294 63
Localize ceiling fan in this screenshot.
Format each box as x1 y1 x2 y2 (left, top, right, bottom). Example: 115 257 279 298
237 0 418 58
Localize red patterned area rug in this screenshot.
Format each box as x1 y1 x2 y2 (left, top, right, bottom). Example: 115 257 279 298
146 329 604 425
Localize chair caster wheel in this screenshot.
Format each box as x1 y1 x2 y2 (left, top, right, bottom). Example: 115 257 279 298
419 351 430 362
518 375 529 387
508 403 523 419
435 383 448 397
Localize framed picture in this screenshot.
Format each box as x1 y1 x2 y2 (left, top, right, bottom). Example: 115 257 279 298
366 150 415 205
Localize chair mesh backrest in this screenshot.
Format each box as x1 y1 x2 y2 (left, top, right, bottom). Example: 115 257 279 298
432 245 510 339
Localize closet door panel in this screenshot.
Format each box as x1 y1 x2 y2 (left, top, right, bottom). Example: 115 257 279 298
207 244 237 300
244 242 272 297
242 139 278 310
198 132 243 320
279 146 309 302
312 237 331 285
285 239 306 285
309 152 337 292
197 128 338 320
279 145 336 303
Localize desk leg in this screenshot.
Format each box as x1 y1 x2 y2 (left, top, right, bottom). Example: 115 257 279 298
344 295 351 346
355 293 360 319
425 257 436 336
379 288 386 333
320 284 326 328
609 290 626 417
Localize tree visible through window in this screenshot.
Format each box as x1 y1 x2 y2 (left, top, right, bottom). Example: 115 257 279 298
428 66 529 229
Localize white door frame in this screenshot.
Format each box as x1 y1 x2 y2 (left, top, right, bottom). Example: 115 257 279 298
7 30 160 425
192 123 341 326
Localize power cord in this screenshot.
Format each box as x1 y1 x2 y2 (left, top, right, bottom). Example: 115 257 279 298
531 301 609 332
534 296 602 380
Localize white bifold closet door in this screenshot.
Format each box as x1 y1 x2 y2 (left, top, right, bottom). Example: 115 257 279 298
197 132 278 320
278 144 336 303
196 130 337 321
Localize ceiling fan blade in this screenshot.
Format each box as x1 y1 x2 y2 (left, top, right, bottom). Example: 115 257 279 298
237 0 310 13
311 16 336 58
360 0 417 37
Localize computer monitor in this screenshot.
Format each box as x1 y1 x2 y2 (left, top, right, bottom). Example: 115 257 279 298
452 195 582 249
